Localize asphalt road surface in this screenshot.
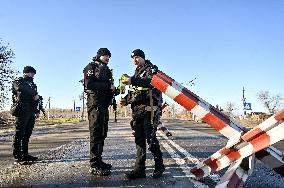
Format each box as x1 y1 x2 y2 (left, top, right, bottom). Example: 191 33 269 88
0 119 284 188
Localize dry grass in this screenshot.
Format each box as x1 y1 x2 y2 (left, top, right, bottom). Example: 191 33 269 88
38 118 81 125
236 118 264 128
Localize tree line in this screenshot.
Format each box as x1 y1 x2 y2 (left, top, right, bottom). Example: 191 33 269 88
0 39 18 110
0 38 283 116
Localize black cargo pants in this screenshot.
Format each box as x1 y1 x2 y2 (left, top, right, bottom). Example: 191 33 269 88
132 111 163 171
13 106 36 159
88 106 109 167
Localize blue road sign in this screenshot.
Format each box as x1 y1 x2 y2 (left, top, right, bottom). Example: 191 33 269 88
243 103 252 110
75 107 81 112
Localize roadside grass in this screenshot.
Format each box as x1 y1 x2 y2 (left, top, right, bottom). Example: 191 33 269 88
236 119 263 128
38 118 81 125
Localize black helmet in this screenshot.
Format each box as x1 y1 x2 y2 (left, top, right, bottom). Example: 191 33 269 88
23 66 36 74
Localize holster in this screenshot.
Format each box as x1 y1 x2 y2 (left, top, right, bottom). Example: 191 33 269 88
132 105 147 120
10 103 22 117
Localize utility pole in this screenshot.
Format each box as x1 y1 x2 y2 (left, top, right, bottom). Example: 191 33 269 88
79 79 85 121
45 97 51 120
242 87 246 115
82 91 85 121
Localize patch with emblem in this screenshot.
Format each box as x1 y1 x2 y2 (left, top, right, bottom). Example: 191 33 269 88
140 70 147 77
87 70 94 77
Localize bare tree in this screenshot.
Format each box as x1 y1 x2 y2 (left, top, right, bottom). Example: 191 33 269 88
0 39 18 110
224 102 237 117
257 90 283 114
170 103 177 118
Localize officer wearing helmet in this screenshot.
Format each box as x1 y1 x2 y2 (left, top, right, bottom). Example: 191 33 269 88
83 48 116 176
11 66 41 164
121 49 165 179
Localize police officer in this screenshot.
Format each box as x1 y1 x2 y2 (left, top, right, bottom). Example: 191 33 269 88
83 48 116 176
11 66 40 164
121 49 165 179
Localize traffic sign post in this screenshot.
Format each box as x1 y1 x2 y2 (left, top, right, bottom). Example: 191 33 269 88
75 107 81 112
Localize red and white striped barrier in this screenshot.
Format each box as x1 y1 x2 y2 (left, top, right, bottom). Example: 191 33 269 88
150 71 284 186
158 121 172 137
216 156 254 188
241 110 284 142
190 110 284 178
158 102 172 137
213 121 283 174
161 102 169 113
151 71 245 138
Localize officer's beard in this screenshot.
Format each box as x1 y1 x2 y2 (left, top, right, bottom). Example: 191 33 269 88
24 76 34 82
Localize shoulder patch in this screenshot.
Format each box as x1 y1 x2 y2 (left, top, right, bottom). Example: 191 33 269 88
14 77 24 83
15 77 23 81
87 69 94 77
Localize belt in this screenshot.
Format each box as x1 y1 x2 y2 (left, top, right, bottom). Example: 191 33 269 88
145 106 158 111
130 86 149 91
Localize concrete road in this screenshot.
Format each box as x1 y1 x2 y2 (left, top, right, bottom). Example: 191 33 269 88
0 119 284 188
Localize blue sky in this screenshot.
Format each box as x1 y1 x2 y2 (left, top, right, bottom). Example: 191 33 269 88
1 0 283 114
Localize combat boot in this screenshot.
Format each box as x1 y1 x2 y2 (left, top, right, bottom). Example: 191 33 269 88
153 159 165 179
90 163 111 176
14 155 37 165
101 161 112 170
125 169 146 179
14 158 29 165
23 154 38 162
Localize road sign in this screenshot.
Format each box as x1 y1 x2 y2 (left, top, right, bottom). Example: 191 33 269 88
75 107 81 112
244 102 252 110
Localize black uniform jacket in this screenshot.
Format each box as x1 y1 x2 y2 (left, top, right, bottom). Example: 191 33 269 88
11 77 39 115
83 60 113 107
126 60 162 108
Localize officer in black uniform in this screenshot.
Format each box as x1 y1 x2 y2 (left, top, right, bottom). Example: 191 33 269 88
11 66 41 164
121 49 165 179
83 48 116 176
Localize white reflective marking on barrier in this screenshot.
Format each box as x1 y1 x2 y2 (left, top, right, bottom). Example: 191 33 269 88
212 152 222 160
202 166 211 176
248 155 255 175
191 103 209 119
220 125 240 138
267 122 284 145
194 161 205 169
172 81 184 92
257 117 278 131
239 143 254 159
226 132 242 148
219 155 231 171
165 85 181 99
